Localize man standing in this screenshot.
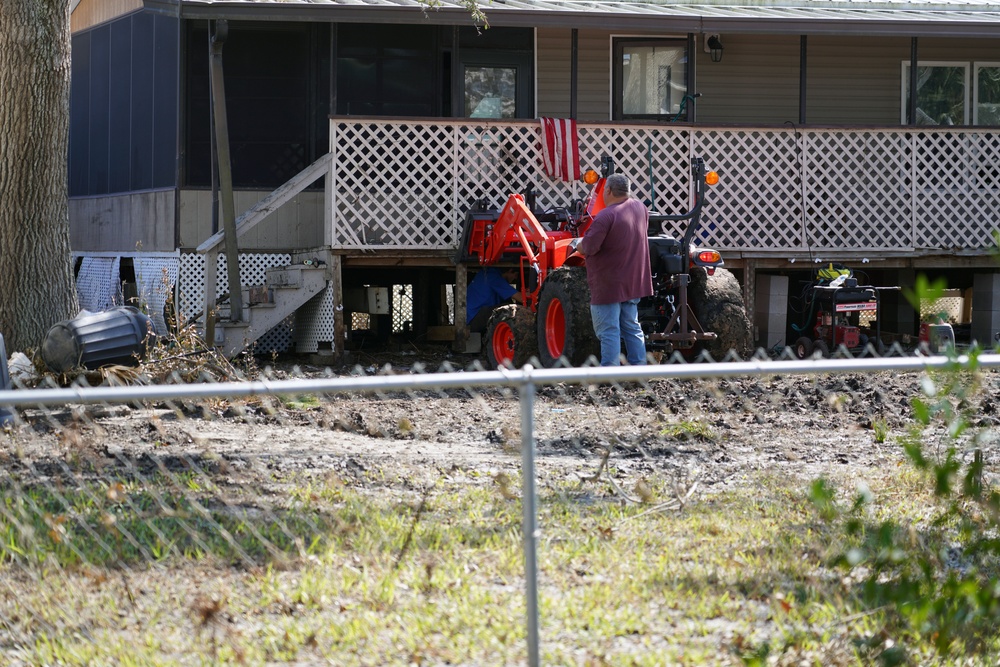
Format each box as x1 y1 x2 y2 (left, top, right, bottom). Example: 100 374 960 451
575 173 653 366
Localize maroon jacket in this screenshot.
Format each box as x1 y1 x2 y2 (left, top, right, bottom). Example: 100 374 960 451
578 197 653 305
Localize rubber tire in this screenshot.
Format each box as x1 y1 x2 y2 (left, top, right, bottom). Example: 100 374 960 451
689 267 754 360
793 336 814 360
813 339 830 358
536 266 599 367
485 304 538 369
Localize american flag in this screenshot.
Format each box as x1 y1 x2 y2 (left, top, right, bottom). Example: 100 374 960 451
539 117 580 182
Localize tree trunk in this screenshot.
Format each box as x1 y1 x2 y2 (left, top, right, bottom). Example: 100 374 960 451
0 1 78 354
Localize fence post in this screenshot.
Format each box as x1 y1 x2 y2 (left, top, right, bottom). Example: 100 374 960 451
519 368 540 667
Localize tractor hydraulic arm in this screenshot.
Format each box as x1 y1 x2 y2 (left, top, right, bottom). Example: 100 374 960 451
482 194 552 267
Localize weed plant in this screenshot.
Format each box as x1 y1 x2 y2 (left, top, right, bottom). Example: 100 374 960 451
810 348 1000 663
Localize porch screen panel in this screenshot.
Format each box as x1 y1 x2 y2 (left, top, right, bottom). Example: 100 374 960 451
108 20 131 193
336 24 437 117
152 15 179 188
69 32 91 196
692 130 804 251
915 131 1000 251
185 22 329 189
130 11 156 191
804 131 911 250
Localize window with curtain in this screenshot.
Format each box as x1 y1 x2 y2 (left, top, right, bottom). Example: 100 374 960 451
613 38 688 121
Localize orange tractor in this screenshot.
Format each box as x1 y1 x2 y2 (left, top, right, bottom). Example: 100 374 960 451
460 157 753 368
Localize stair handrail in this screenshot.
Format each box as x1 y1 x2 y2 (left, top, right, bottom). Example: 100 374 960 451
198 152 333 345
197 152 333 255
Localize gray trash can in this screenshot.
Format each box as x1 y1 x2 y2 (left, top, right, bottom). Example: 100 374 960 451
42 307 156 373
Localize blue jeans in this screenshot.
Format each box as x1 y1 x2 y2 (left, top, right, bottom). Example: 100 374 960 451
590 298 647 366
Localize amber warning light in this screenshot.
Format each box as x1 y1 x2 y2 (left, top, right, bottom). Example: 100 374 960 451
698 250 722 264
583 169 600 185
705 171 720 186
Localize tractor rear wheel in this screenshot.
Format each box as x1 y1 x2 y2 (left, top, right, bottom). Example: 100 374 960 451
689 267 754 360
485 304 538 369
537 266 599 367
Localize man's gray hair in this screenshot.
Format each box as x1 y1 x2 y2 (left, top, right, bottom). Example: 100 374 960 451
606 173 631 197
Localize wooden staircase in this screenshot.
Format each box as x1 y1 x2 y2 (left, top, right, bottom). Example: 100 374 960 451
213 263 328 358
195 152 335 359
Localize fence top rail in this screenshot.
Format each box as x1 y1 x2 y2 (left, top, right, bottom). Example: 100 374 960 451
1 354 997 407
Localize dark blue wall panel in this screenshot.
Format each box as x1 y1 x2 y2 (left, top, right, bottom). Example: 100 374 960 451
69 10 178 197
108 19 132 193
130 12 155 191
69 32 91 196
87 24 110 194
153 16 179 188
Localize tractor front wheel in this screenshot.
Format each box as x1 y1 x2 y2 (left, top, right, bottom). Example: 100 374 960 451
536 266 599 367
485 304 538 369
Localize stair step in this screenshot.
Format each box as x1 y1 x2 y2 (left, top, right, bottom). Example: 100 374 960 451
215 263 329 357
266 264 325 289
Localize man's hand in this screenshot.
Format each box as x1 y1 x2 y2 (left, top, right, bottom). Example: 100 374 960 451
569 237 583 253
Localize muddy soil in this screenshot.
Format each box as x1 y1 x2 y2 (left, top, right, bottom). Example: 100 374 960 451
9 346 998 501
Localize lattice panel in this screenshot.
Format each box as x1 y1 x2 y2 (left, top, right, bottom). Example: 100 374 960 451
331 122 458 248
580 126 693 239
132 258 180 336
329 119 1000 256
392 285 414 334
178 253 296 353
454 123 580 218
915 132 1000 250
693 130 804 250
803 131 913 250
294 286 336 354
76 257 121 314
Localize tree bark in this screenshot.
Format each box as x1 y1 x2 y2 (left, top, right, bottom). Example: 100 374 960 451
0 1 78 354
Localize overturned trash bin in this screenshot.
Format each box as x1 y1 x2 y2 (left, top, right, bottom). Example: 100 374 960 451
42 307 156 373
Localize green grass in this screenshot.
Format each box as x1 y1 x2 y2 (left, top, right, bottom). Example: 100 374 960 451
1 464 995 666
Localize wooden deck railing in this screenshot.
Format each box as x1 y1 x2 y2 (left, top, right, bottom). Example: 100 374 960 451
329 118 1000 257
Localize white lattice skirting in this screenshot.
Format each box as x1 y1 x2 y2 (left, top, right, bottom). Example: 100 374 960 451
75 253 338 354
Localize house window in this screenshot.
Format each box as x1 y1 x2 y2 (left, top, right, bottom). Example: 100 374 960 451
901 62 969 125
613 38 688 120
465 66 516 118
975 64 1000 125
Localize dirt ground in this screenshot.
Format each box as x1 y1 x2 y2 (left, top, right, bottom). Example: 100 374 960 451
14 344 998 501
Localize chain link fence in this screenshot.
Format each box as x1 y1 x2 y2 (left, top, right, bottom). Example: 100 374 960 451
1 351 999 665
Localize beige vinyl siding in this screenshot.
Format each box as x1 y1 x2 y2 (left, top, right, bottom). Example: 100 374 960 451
803 37 909 125
536 28 572 117
535 28 613 120
178 190 325 251
577 30 613 121
70 190 176 253
537 31 1000 126
71 0 142 33
694 34 801 124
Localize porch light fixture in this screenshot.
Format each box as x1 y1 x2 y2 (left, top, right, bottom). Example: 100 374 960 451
706 34 724 63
